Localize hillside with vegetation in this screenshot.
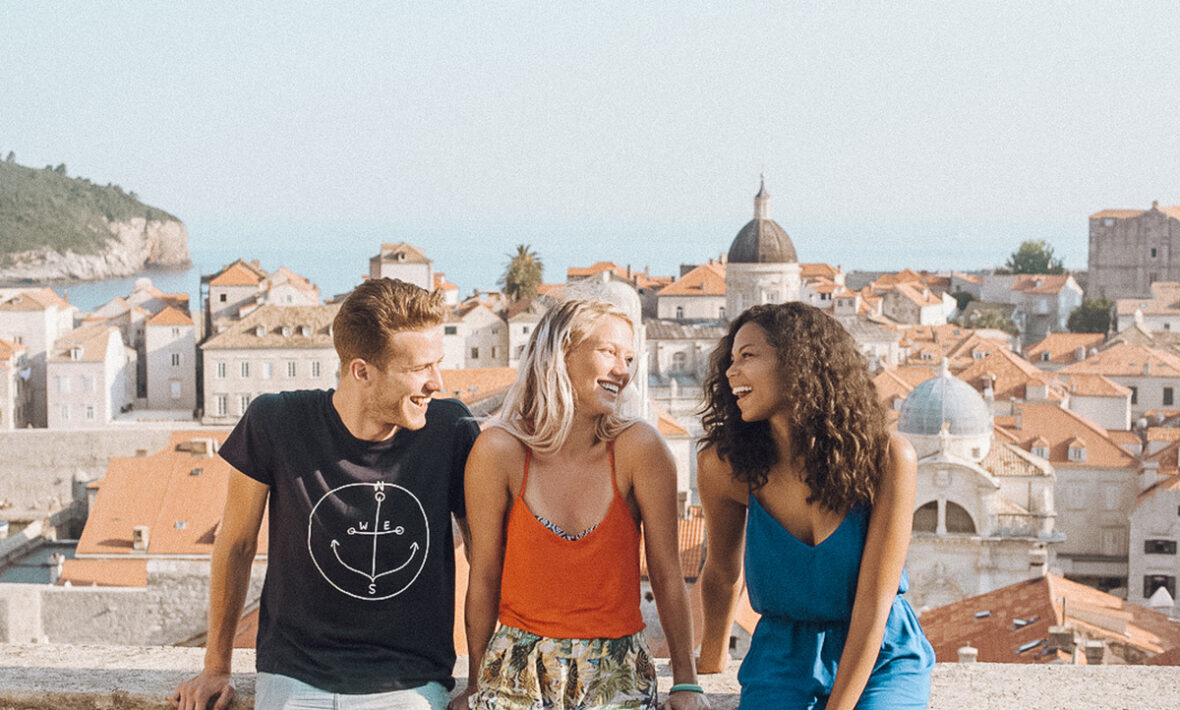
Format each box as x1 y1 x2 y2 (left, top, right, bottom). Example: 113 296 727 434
0 153 189 280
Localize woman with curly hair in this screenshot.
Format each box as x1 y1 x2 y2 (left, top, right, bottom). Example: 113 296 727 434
455 299 709 710
696 302 933 709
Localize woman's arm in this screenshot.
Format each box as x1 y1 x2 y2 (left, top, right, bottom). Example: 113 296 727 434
449 428 517 710
695 446 748 674
623 424 708 710
825 432 918 710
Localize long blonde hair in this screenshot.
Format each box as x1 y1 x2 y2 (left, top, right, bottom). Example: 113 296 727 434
495 299 636 454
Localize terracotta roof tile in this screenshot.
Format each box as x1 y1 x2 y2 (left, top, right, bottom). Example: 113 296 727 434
659 262 726 297
1001 402 1134 468
1025 333 1106 365
208 260 266 287
1067 374 1132 397
800 263 839 279
1060 343 1180 378
147 305 194 327
1011 274 1073 295
0 288 72 312
439 368 517 405
58 558 148 587
921 574 1180 663
76 430 269 562
48 324 118 362
202 304 338 350
375 242 430 265
956 348 1065 402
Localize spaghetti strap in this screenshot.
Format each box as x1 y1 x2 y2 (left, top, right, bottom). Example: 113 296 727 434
607 441 620 497
520 448 531 496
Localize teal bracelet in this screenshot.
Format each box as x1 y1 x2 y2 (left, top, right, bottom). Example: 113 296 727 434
669 684 704 694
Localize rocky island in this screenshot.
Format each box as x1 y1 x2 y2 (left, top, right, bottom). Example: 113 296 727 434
0 155 190 282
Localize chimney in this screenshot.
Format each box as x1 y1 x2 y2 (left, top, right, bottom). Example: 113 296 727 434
1143 361 1151 376
957 644 978 663
1082 640 1106 665
1047 625 1077 659
132 525 150 552
1029 547 1048 576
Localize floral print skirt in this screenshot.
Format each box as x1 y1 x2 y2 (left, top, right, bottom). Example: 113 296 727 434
470 624 657 709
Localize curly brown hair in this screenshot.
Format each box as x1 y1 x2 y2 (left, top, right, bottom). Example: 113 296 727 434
699 302 889 511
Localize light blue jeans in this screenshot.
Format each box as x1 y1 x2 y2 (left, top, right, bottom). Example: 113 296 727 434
254 672 450 709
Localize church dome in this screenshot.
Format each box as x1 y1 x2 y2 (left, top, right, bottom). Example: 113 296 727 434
898 360 992 437
727 179 797 264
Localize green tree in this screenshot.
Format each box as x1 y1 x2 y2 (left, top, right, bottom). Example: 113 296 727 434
958 308 1018 335
1068 296 1113 333
499 244 543 302
951 290 975 312
1000 240 1065 274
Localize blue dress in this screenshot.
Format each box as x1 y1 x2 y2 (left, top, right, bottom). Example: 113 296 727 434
738 496 934 709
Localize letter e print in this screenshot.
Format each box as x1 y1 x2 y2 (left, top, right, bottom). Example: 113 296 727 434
307 481 430 600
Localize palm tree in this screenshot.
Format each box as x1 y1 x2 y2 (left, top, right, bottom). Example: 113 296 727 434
500 244 543 302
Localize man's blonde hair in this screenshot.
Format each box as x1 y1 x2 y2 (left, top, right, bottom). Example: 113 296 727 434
494 299 635 454
333 278 446 369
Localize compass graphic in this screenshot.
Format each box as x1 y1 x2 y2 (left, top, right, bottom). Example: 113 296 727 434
307 481 430 600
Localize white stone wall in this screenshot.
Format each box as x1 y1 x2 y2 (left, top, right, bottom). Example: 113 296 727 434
656 295 726 321
0 301 73 427
1055 464 1135 587
1089 207 1180 299
1067 394 1132 432
724 262 801 316
208 284 259 324
373 262 433 291
203 345 339 424
145 323 197 412
1128 483 1180 607
1098 374 1179 417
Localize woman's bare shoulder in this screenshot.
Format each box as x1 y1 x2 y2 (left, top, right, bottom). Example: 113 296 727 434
697 444 745 501
472 425 528 459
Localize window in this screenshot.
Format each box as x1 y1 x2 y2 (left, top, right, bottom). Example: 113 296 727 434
1103 218 1115 226
1145 539 1177 555
1152 247 1158 259
239 394 251 414
1041 352 1051 362
12 335 21 345
171 352 182 367
215 395 227 416
1104 485 1120 510
311 361 321 378
523 326 530 334
912 502 937 533
69 347 82 361
672 351 688 372
491 346 499 359
59 404 70 421
218 293 227 303
1166 387 1174 407
1068 445 1086 462
85 405 95 421
719 307 725 319
444 326 458 335
1130 386 1138 405
239 361 249 378
1066 485 1086 510
262 361 273 379
286 361 297 378
471 347 479 360
676 306 684 319
170 381 182 400
81 375 93 393
1144 575 1176 599
1032 444 1049 459
945 502 976 534
216 362 227 379
171 327 181 337
56 376 70 394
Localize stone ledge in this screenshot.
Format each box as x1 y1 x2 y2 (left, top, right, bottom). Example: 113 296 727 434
1 644 1179 709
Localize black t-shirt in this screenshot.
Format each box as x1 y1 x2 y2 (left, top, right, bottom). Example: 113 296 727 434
219 389 478 693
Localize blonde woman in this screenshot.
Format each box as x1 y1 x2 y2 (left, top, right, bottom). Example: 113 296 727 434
452 299 708 710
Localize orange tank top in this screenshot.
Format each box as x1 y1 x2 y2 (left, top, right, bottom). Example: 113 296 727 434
498 443 645 638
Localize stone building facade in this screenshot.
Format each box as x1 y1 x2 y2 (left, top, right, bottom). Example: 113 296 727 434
724 179 801 316
1089 201 1180 299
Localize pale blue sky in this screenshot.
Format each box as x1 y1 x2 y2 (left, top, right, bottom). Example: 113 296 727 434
4 2 1180 293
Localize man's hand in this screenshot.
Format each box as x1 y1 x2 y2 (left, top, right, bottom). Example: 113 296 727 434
662 689 711 710
447 684 473 710
169 670 234 710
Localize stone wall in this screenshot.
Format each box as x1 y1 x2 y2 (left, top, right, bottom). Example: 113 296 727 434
0 427 191 514
0 645 1178 710
0 560 266 645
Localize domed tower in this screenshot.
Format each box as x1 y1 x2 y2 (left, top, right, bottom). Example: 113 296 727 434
724 177 802 319
898 359 994 462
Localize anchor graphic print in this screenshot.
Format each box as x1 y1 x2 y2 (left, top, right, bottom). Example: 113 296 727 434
307 481 430 600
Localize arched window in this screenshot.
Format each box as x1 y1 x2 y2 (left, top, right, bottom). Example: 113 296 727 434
913 501 938 532
672 351 687 372
946 501 976 534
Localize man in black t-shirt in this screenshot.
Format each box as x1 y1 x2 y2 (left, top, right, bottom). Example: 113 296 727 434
172 279 479 710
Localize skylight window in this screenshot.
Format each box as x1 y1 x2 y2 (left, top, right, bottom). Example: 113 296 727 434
1015 639 1043 654
974 610 992 619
